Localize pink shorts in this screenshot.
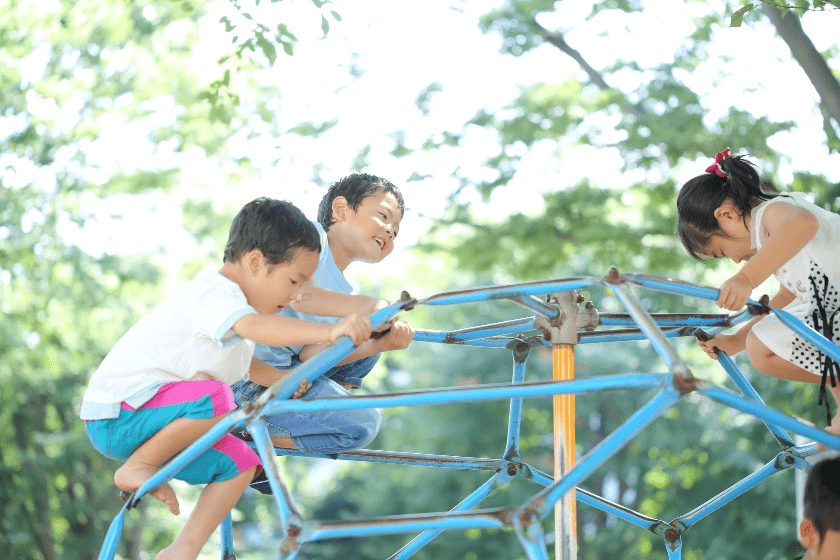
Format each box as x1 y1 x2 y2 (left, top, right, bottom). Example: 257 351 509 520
85 380 261 485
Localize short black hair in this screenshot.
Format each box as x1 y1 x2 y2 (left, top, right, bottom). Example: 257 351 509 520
223 198 320 265
803 456 840 544
317 173 405 231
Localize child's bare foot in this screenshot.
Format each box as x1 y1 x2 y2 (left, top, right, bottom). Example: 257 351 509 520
114 462 180 515
817 420 840 452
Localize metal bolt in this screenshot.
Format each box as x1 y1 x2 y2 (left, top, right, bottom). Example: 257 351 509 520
664 528 679 542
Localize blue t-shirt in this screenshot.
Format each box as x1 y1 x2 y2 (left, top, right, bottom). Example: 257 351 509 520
253 221 353 368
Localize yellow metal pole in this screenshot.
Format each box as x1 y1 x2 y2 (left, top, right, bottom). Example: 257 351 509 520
554 343 576 559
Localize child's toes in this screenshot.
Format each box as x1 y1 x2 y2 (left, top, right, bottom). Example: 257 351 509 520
151 483 180 515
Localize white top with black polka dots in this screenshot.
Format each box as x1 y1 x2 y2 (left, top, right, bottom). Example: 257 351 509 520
750 192 840 377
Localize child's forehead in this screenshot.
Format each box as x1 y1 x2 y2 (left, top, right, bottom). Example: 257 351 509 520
364 191 403 218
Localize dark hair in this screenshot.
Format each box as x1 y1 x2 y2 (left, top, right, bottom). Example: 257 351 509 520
223 198 320 265
803 456 840 544
676 153 779 261
317 173 405 231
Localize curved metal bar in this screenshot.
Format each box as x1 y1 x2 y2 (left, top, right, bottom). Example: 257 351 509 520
259 373 674 416
773 307 840 364
699 385 840 450
529 388 680 520
416 277 600 306
389 473 507 560
714 351 794 448
97 507 127 560
611 283 692 378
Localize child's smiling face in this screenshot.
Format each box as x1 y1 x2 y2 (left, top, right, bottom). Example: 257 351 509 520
329 191 403 269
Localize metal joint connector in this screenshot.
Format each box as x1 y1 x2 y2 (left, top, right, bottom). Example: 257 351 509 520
604 266 624 285
533 291 600 345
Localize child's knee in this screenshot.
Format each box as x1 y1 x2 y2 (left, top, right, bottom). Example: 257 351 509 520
745 331 773 374
339 409 382 450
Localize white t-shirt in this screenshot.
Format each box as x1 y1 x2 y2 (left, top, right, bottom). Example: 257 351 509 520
80 270 257 419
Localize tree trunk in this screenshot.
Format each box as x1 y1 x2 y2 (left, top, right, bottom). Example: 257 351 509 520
763 5 840 127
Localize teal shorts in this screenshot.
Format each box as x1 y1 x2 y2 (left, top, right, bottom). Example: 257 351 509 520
85 380 261 485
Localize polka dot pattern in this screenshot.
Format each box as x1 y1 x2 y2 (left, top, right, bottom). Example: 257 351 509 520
789 261 840 375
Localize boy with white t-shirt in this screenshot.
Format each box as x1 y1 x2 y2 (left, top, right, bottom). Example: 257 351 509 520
80 198 373 560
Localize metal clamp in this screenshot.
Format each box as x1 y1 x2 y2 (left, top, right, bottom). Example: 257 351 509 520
533 291 600 345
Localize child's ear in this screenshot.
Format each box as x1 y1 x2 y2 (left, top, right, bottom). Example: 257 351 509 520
713 201 740 222
799 518 819 549
245 249 266 275
331 196 350 222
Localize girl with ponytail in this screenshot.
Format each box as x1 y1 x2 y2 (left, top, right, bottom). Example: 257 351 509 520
677 149 840 437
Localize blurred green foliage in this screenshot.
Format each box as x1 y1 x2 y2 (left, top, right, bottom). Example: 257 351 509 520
2 1 838 559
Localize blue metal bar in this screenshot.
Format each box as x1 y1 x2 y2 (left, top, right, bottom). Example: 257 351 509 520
254 302 407 405
599 312 740 328
413 319 535 344
97 507 127 560
268 447 508 471
416 328 689 349
514 510 551 560
575 488 664 532
530 388 680 520
219 513 234 560
714 352 794 447
125 414 240 507
699 385 840 450
418 277 599 306
260 373 674 417
795 442 820 459
672 456 785 529
773 307 840 364
247 420 303 531
622 273 728 303
665 537 683 560
504 343 531 461
390 473 506 560
527 468 554 488
611 283 691 378
303 509 511 541
510 295 561 318
577 328 686 345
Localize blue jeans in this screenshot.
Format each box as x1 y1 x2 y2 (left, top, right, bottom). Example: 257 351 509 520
231 354 381 456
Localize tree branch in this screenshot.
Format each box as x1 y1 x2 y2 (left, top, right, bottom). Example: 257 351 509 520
540 29 646 117
763 5 840 126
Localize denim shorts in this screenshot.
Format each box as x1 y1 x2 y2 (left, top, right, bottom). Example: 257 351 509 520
231 355 381 455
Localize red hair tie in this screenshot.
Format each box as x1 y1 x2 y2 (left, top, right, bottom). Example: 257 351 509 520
705 148 731 177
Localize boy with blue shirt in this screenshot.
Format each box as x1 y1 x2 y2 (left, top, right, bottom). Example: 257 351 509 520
232 174 413 463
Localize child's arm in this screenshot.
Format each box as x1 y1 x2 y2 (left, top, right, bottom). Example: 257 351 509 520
699 284 796 359
247 358 311 398
232 313 372 348
298 320 414 365
717 201 818 311
292 286 390 327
